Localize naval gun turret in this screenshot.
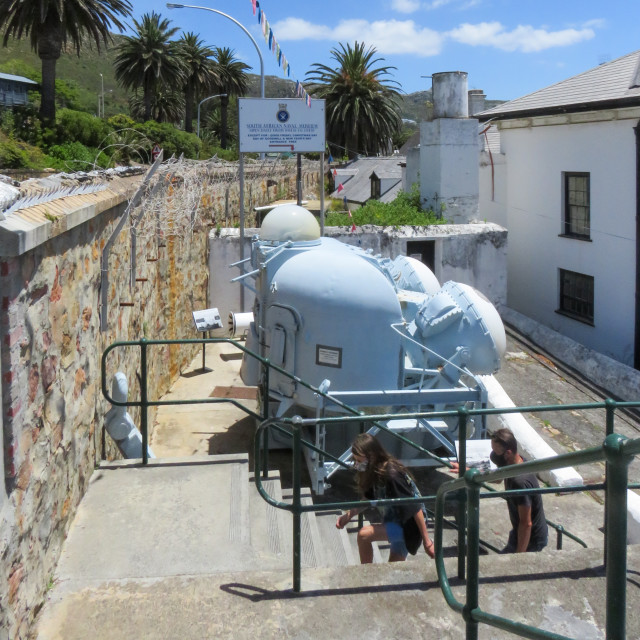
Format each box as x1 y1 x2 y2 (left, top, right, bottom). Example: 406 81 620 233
234 204 505 492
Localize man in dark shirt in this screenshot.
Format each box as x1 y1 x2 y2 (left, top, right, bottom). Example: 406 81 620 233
490 428 548 553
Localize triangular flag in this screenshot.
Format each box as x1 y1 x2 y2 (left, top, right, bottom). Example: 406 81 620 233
337 183 344 193
351 223 356 232
329 154 334 164
332 169 337 177
268 29 273 49
252 0 257 15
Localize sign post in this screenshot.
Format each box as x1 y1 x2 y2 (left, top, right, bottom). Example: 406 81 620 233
192 308 223 373
151 144 162 163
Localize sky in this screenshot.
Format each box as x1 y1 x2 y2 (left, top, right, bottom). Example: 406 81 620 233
127 0 638 101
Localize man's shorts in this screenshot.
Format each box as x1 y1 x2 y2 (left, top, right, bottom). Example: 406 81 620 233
384 521 408 558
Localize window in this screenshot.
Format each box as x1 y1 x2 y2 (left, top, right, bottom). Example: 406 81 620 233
558 268 594 324
563 172 590 239
370 175 381 200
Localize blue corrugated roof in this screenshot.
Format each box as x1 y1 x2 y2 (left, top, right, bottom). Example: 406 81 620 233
0 72 38 85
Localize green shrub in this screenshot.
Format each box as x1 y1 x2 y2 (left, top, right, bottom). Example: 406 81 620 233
53 109 112 148
46 141 110 172
325 184 446 228
133 121 201 161
107 114 136 129
0 133 49 169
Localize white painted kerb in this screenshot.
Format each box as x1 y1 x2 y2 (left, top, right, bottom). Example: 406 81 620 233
482 374 640 542
480 374 583 487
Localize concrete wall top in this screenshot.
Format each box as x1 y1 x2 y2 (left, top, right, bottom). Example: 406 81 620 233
0 175 141 257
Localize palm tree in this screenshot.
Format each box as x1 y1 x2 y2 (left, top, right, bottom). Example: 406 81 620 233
0 0 132 124
306 42 402 158
129 86 184 124
210 47 250 149
176 32 218 133
114 11 184 122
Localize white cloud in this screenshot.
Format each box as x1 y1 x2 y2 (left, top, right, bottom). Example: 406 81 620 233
425 0 454 8
581 18 606 29
274 18 444 56
391 0 421 13
447 21 595 52
273 16 598 59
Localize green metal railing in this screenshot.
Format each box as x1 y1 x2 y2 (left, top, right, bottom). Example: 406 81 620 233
433 402 640 640
102 338 636 638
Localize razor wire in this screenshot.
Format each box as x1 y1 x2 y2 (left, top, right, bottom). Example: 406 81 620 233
125 154 312 241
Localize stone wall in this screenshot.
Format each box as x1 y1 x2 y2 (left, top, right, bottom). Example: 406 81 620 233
0 160 317 638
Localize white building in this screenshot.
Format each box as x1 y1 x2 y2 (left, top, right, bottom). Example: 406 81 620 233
477 50 640 368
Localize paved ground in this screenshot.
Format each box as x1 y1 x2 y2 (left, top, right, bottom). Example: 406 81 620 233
495 326 640 485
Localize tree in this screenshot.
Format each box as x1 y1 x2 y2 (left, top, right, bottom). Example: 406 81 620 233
306 42 402 158
128 87 184 124
0 0 132 124
210 47 250 149
113 11 184 122
176 32 218 134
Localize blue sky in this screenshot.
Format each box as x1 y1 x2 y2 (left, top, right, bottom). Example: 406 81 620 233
128 1 637 101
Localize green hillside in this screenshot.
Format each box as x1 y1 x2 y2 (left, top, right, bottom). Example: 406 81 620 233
0 35 504 122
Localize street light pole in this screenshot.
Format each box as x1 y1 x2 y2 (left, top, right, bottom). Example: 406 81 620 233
100 74 104 118
167 2 265 313
166 3 264 99
99 73 104 118
197 93 227 139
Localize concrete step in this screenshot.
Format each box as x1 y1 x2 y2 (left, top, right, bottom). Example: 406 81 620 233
313 509 357 567
247 471 292 571
35 545 640 639
49 455 260 596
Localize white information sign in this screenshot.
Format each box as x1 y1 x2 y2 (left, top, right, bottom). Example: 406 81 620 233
239 98 325 153
192 308 223 332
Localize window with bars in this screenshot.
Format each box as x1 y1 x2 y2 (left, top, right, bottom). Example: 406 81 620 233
558 268 594 324
563 172 590 238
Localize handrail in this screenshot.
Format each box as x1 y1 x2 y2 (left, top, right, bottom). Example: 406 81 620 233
102 336 605 634
434 428 640 640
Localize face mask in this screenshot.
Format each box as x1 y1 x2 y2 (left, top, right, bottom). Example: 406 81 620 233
490 451 508 468
354 461 368 472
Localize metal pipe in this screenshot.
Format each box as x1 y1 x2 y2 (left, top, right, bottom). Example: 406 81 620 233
465 469 481 640
604 433 632 640
166 3 264 99
457 408 468 580
292 416 302 592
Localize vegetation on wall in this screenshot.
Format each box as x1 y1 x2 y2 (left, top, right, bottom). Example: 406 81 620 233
325 184 447 227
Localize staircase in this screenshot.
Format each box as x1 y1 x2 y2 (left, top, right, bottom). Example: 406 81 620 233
33 454 640 640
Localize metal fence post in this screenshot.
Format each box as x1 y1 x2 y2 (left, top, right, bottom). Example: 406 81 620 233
140 338 148 465
457 407 468 580
465 469 481 640
292 415 302 592
604 398 616 563
262 360 270 479
603 433 631 640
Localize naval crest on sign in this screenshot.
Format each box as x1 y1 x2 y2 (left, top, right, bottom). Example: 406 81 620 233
276 104 289 123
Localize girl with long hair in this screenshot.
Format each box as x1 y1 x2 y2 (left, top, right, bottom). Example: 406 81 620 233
336 433 435 563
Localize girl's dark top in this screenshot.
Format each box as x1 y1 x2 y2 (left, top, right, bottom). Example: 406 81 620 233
364 466 424 524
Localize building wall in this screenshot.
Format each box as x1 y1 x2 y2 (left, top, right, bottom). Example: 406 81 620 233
480 111 637 365
0 161 315 638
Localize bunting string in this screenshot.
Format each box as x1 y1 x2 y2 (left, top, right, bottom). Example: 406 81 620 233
252 1 312 107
